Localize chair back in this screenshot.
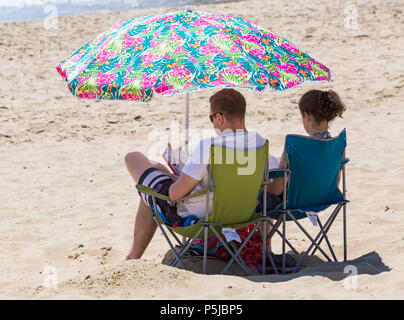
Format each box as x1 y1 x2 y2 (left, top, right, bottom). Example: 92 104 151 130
285 129 347 211
208 140 268 225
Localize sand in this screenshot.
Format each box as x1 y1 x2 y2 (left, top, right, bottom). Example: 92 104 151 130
0 0 403 299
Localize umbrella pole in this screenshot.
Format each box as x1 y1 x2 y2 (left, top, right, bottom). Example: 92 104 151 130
184 6 191 244
182 92 190 246
184 91 189 155
184 5 191 156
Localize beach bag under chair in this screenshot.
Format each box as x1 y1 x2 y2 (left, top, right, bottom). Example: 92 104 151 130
136 141 270 275
262 129 349 274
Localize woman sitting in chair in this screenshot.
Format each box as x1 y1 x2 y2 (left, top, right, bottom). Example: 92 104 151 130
263 89 347 211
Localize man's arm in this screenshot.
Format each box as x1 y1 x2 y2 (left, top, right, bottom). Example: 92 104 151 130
168 173 200 202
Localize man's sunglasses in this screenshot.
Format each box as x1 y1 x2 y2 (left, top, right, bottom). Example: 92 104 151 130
209 112 223 123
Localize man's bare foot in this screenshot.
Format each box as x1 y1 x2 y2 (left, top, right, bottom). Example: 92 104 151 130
117 253 138 264
125 253 138 260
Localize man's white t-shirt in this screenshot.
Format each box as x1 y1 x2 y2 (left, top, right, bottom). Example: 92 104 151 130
177 130 278 219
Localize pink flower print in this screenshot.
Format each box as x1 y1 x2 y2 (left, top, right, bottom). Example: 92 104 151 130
115 61 124 69
280 63 298 74
169 33 182 42
269 68 281 78
148 16 164 24
123 34 142 49
96 50 115 63
56 66 67 80
233 38 243 47
264 31 277 40
77 75 91 86
78 91 97 99
155 82 172 94
210 78 227 87
173 46 187 55
70 52 83 64
191 18 212 27
122 72 140 86
121 91 142 101
203 14 221 23
217 13 233 20
121 88 140 100
249 49 265 58
304 63 313 71
141 74 158 88
200 44 224 56
226 64 247 76
286 80 300 88
141 53 158 68
310 58 327 70
281 42 298 53
96 71 117 86
316 76 329 81
167 65 191 79
243 34 261 44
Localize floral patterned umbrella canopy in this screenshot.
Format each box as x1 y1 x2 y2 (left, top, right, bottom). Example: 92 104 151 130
56 10 331 101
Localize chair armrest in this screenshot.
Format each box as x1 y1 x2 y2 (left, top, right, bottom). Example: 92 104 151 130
268 168 291 179
136 185 170 201
171 187 214 203
340 157 350 169
136 184 213 205
261 181 269 187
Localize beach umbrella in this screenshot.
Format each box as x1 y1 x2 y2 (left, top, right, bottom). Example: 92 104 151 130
56 9 331 152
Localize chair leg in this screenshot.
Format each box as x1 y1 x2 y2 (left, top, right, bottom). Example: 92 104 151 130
203 225 208 275
212 225 256 276
266 247 279 275
229 241 250 273
262 221 266 275
258 226 279 275
167 227 186 248
169 229 203 267
287 211 333 263
343 204 347 262
282 213 286 274
169 237 192 266
153 216 187 270
317 217 338 262
266 217 299 255
290 210 339 273
311 204 341 256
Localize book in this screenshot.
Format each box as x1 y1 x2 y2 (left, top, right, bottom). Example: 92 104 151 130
162 143 188 176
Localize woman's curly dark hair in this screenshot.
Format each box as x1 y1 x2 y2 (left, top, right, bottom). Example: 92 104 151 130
298 90 346 123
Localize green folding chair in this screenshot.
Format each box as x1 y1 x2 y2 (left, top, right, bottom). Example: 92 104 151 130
136 140 273 275
262 129 349 274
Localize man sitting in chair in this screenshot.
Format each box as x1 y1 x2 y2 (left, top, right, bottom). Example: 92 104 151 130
123 88 270 261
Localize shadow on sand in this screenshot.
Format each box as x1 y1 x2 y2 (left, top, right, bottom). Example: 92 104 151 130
161 250 391 282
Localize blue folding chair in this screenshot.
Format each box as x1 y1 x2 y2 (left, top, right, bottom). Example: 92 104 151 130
263 129 349 274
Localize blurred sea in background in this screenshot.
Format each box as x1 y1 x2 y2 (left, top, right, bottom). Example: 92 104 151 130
0 0 242 22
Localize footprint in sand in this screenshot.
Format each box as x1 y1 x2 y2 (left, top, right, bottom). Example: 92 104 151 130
67 244 85 261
